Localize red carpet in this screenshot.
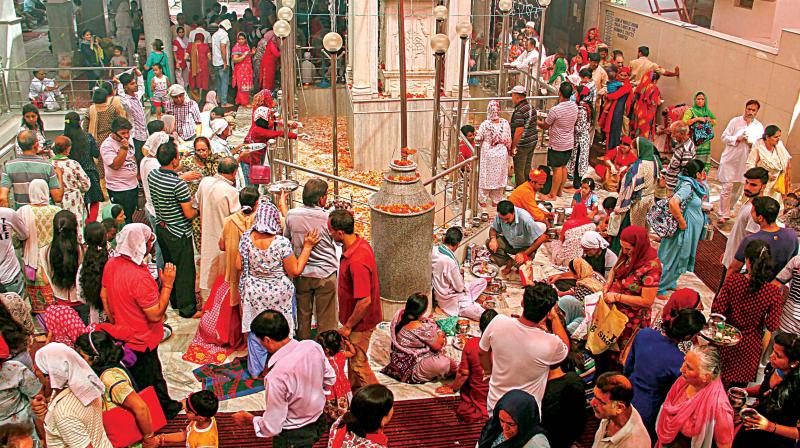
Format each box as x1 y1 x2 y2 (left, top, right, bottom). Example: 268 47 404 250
157 396 600 447
691 230 728 290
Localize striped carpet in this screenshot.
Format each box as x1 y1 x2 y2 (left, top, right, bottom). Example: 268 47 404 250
156 396 600 447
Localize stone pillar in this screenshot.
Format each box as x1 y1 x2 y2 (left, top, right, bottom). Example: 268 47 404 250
46 0 77 57
444 0 471 97
0 0 29 106
79 0 109 37
349 0 377 97
142 0 175 83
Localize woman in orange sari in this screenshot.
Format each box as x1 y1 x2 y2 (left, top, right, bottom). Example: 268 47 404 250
631 70 662 139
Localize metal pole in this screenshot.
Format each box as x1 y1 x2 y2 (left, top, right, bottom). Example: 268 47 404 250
497 12 509 96
331 54 339 195
431 52 443 195
398 0 409 154
281 38 291 165
471 144 481 218
535 8 546 98
455 37 468 228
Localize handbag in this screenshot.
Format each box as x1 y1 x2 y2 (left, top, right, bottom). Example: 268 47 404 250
775 171 788 195
248 164 271 185
646 193 691 238
690 120 714 146
102 386 167 447
586 297 629 355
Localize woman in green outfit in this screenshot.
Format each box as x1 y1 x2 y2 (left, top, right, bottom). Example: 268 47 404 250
683 92 716 172
144 39 171 99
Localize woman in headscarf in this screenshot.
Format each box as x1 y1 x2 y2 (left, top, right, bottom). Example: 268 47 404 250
657 159 708 297
595 136 638 192
33 342 113 448
599 66 633 150
64 112 104 222
18 179 62 318
188 33 211 100
201 90 218 113
747 125 791 202
583 27 603 53
655 345 734 448
614 137 662 238
547 54 568 88
683 92 716 172
50 136 91 238
238 201 320 378
651 288 704 354
552 203 596 266
477 390 550 448
240 105 298 185
580 230 617 276
231 32 255 106
557 257 606 335
599 225 662 373
475 100 511 207
631 71 661 139
44 304 87 347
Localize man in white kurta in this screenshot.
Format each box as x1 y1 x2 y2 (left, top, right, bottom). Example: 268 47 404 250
431 227 487 321
196 157 241 298
717 100 763 221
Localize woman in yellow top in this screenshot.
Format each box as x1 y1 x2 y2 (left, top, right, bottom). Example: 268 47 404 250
75 330 153 448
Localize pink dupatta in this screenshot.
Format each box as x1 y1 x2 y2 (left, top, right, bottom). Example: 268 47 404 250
656 376 734 447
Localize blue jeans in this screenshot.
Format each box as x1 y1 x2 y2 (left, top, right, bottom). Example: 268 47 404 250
213 65 229 104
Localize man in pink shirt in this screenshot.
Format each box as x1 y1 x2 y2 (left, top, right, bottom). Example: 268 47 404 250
100 117 139 223
233 310 336 447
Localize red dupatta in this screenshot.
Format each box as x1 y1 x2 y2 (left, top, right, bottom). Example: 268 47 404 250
631 70 661 139
560 203 594 240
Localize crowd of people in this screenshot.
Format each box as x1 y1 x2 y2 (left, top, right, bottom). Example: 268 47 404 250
1 7 799 448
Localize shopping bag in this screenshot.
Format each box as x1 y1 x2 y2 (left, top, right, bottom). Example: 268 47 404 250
586 296 629 355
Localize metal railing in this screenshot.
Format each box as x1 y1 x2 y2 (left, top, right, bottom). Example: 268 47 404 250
0 66 137 112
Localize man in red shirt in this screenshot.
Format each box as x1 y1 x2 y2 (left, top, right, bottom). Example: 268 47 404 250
328 209 382 389
100 223 182 419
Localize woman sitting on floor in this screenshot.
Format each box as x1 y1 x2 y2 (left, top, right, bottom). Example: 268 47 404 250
436 309 498 422
383 293 456 384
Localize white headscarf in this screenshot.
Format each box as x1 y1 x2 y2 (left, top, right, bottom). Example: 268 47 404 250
35 342 104 406
18 179 52 271
143 131 170 157
581 231 609 250
28 178 50 205
115 223 153 266
210 118 229 136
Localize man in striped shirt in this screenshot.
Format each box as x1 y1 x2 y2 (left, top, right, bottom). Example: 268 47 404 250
164 84 202 141
148 140 199 317
0 130 63 208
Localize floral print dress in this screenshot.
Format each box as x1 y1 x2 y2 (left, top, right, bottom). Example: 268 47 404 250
51 156 90 237
608 256 662 354
238 233 295 335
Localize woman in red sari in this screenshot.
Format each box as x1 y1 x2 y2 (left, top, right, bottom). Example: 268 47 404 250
188 33 211 100
583 27 603 53
631 70 662 139
231 32 255 106
599 66 634 150
259 33 280 91
598 225 662 373
595 136 638 191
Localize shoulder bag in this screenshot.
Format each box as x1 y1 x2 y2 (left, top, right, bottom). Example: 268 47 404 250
102 385 167 447
646 190 691 238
